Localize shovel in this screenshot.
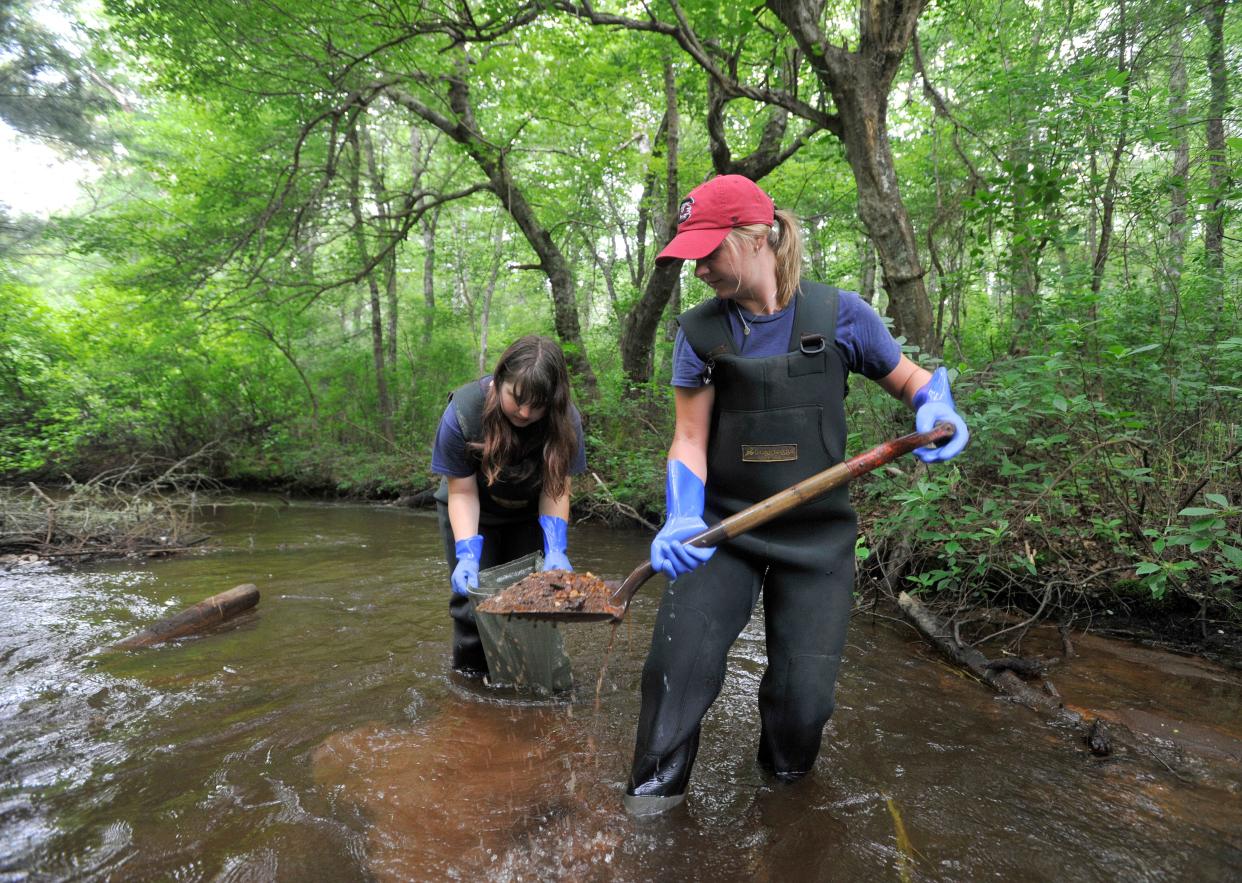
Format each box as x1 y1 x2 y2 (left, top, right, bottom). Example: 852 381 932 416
477 423 956 624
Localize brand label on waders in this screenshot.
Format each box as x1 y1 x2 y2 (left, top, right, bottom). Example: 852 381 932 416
490 496 530 509
741 444 798 462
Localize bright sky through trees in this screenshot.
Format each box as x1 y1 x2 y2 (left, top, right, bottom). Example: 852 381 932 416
0 123 94 216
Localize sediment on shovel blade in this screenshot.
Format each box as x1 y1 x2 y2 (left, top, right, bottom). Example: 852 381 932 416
476 570 624 620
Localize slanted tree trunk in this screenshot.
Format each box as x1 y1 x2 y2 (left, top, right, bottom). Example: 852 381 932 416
243 318 319 430
387 63 598 399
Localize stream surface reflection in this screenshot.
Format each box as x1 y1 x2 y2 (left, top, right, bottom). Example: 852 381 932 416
2 496 1241 881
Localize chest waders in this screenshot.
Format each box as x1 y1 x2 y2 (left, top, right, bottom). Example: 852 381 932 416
626 284 859 815
435 379 546 675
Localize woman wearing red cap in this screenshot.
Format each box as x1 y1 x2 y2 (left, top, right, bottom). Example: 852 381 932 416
625 175 968 815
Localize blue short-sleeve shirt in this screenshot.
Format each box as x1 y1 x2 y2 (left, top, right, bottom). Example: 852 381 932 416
671 289 902 387
430 377 587 477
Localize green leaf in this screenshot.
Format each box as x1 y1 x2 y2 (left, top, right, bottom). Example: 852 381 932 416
1179 507 1217 517
1134 562 1161 575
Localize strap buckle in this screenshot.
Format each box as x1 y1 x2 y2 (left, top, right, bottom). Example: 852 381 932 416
799 333 826 355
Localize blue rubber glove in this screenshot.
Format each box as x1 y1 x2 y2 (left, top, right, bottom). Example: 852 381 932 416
650 460 716 580
539 514 573 572
912 367 969 463
451 535 483 597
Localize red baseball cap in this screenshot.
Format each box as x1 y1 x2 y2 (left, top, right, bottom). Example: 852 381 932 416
656 175 775 264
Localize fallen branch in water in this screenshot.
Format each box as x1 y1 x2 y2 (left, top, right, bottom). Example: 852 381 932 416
898 591 1068 716
897 590 1232 780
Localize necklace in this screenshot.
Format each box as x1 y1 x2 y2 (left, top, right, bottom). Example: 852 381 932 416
733 300 752 336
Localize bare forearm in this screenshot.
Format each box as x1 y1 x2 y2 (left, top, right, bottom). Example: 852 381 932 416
538 482 572 521
446 476 481 540
877 355 932 408
668 385 714 482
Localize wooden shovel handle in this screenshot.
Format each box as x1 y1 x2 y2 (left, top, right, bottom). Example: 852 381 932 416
609 423 956 613
688 422 956 548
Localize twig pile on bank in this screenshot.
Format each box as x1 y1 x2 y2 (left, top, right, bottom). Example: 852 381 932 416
0 452 218 560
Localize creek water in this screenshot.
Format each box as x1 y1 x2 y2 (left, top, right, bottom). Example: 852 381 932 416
2 497 1241 881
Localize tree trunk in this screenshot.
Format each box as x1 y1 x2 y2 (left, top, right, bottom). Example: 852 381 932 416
408 125 438 357
1203 0 1227 313
1008 131 1040 353
859 237 877 306
1090 0 1130 300
833 77 936 350
421 207 439 352
1165 22 1189 334
768 0 937 353
620 58 683 385
347 128 394 444
359 117 401 404
114 584 260 650
478 221 505 375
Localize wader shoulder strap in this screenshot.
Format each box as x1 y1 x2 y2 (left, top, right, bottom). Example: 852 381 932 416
450 377 487 443
676 299 735 363
788 282 840 353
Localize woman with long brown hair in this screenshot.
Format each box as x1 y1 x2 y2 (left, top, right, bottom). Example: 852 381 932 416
430 335 586 676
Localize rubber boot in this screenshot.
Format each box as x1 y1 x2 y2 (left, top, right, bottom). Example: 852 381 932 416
624 729 699 816
448 593 488 676
622 792 686 817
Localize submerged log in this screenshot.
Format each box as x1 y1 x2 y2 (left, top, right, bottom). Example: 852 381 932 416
115 583 260 649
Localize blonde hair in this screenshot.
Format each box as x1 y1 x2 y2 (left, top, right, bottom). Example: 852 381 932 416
721 207 804 308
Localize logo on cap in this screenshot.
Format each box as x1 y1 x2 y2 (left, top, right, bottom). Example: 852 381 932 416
678 197 694 225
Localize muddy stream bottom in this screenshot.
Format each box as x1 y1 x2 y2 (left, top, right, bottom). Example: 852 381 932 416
2 497 1240 881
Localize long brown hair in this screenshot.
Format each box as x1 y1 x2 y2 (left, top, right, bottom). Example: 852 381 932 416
473 335 577 498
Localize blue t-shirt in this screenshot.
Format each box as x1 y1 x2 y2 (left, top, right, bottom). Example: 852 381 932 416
671 289 902 387
430 377 588 478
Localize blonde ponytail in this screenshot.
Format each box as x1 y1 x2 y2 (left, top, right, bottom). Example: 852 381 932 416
768 208 803 308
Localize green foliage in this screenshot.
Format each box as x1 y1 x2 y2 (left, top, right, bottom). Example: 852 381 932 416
0 282 84 474
577 374 671 518
1139 496 1242 601
854 309 1240 624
